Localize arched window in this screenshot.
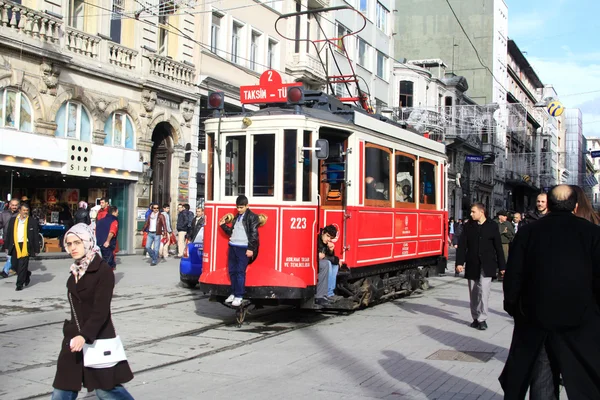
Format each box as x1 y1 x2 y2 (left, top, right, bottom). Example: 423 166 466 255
55 101 92 142
104 112 135 149
0 89 33 132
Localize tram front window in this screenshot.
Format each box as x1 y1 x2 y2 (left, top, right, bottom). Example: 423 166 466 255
253 134 275 197
225 136 246 196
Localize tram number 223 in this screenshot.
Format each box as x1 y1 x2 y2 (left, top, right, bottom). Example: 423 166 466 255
290 217 307 230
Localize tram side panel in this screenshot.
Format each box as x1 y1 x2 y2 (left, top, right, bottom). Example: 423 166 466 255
201 204 318 299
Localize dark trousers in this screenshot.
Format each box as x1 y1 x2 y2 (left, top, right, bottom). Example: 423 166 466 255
11 249 30 288
228 245 249 298
101 245 116 268
530 343 559 400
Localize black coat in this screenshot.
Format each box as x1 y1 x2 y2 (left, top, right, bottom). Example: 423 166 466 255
500 211 600 399
74 208 91 225
187 216 204 242
5 216 39 256
455 219 505 279
220 208 260 264
53 255 133 391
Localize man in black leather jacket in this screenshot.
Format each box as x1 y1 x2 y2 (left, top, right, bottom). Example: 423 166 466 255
73 201 91 225
219 195 260 307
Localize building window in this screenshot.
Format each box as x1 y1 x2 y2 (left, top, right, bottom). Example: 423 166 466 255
365 143 391 206
376 51 387 80
68 0 85 30
157 0 175 55
335 83 351 98
231 22 243 64
268 39 277 69
250 31 261 71
110 0 124 43
376 2 388 33
211 13 222 53
358 38 369 67
336 22 350 52
0 89 33 132
359 0 368 16
399 80 414 108
104 112 135 149
55 101 92 142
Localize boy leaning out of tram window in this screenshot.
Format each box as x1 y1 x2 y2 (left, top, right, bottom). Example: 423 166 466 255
218 195 260 308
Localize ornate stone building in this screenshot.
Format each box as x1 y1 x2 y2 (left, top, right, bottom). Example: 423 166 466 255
0 0 198 253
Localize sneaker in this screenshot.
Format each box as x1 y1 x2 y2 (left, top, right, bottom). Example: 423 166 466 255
478 321 488 331
8 269 16 276
224 294 235 304
315 297 331 306
150 261 157 266
231 297 243 307
469 320 480 329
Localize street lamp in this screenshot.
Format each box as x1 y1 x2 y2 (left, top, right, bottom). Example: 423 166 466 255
451 38 459 74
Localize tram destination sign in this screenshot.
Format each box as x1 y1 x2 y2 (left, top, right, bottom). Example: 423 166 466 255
465 155 484 163
240 70 302 104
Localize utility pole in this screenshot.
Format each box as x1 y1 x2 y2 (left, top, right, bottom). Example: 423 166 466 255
451 38 458 74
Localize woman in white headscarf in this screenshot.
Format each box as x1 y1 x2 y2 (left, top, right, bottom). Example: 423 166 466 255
51 223 134 399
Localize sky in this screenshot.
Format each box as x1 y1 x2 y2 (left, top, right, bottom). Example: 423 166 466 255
504 0 600 137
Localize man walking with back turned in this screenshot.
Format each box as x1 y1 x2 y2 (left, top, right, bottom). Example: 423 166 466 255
455 203 505 330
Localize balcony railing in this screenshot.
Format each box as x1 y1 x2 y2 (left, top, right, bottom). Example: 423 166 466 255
0 0 194 85
0 1 61 43
146 53 195 86
288 52 327 83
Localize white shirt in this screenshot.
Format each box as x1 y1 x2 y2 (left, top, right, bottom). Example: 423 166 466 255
149 212 158 232
17 217 26 243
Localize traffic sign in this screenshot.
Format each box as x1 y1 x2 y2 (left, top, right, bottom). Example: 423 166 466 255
591 150 600 158
465 155 484 162
240 70 302 104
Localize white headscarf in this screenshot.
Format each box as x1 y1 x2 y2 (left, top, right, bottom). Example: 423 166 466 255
64 223 101 281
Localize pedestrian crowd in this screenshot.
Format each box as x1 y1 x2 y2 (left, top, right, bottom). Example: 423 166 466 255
452 184 600 399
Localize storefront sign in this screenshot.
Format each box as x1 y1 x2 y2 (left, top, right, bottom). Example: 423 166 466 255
66 140 91 177
157 97 179 110
240 70 302 104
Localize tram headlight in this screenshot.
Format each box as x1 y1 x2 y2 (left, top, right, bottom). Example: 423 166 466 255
287 86 305 105
207 91 225 110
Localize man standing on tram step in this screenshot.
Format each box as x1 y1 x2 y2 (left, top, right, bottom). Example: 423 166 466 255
219 195 260 308
455 203 505 331
500 185 600 399
5 203 39 291
317 225 341 305
95 206 119 270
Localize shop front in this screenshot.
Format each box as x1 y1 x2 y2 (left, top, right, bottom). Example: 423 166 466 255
0 128 142 254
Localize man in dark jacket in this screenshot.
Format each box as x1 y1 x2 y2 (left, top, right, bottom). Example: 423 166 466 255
456 203 505 330
5 203 39 291
317 225 340 305
500 185 600 399
219 195 260 307
0 199 19 278
187 207 205 244
525 192 548 223
497 210 515 262
95 206 119 269
176 204 193 258
73 201 91 225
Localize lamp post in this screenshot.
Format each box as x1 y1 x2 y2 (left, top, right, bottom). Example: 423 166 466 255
451 38 459 74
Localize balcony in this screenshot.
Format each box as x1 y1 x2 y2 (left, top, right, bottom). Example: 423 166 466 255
0 0 194 86
307 0 330 9
287 52 327 85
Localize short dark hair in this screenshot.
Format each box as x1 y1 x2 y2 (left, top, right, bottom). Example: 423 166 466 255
322 224 338 238
548 185 577 212
19 203 30 210
184 204 190 211
470 202 486 215
162 203 170 209
100 197 108 203
110 206 118 214
236 195 249 206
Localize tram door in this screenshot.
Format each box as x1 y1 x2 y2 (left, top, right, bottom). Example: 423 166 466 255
318 128 350 261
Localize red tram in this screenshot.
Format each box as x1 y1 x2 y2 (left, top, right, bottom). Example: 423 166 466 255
199 77 448 311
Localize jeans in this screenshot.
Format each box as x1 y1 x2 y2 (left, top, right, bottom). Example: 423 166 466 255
100 245 116 268
145 233 161 264
51 385 134 400
327 261 339 297
227 245 249 298
3 256 11 274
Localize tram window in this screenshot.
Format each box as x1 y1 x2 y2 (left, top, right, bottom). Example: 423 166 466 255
283 129 297 201
302 130 312 201
207 133 214 201
419 159 437 208
225 136 246 197
395 152 415 207
253 134 275 197
365 144 391 206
